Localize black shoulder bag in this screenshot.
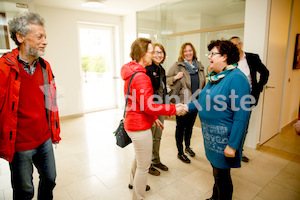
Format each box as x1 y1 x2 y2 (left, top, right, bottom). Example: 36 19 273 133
113 72 139 148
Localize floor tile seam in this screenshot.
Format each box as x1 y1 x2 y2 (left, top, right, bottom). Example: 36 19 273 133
156 179 205 199
64 184 98 200
94 175 112 190
180 170 212 194
63 186 75 200
231 173 269 188
181 179 209 196
270 181 300 196
256 180 300 199
253 159 292 198
269 166 300 195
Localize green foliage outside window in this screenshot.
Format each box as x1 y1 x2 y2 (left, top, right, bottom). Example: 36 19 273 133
81 55 106 73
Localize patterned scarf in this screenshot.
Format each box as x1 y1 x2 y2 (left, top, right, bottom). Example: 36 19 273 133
208 64 237 84
183 59 199 75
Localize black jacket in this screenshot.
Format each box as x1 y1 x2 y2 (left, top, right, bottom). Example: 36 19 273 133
146 62 167 103
245 52 269 105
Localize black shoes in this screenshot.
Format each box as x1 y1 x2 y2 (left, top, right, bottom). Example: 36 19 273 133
242 156 249 162
149 165 160 176
185 148 196 157
177 154 190 163
153 163 169 171
128 184 150 191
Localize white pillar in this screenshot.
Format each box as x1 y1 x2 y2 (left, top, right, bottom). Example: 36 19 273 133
243 0 271 149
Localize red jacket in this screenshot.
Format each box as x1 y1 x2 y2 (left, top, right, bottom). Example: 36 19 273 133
0 48 61 162
121 61 176 132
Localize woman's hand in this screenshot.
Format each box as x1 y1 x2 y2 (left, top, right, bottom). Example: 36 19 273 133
174 72 184 81
224 145 236 157
175 103 188 116
154 119 164 130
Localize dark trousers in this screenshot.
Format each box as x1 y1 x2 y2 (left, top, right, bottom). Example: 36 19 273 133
211 165 233 200
175 112 197 155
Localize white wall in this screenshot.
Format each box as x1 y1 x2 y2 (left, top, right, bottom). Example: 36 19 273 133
32 6 123 117
123 13 137 64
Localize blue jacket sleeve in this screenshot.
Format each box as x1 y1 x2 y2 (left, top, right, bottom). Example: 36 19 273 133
227 74 251 150
187 100 200 113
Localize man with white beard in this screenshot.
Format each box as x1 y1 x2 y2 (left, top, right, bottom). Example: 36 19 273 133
0 12 61 200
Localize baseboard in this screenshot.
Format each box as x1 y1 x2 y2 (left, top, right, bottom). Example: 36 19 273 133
60 113 84 120
256 143 261 149
281 118 298 133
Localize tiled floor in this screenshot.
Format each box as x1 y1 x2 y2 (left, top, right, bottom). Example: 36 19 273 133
0 109 300 200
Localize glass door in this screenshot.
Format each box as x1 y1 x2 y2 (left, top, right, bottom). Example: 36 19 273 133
79 24 116 112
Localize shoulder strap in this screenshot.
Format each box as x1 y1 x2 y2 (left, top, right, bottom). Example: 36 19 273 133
123 72 139 118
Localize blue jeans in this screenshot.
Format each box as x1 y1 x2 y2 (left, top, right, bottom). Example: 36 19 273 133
9 138 57 200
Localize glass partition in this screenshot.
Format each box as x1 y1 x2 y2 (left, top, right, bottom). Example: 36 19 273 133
0 1 28 54
137 0 245 74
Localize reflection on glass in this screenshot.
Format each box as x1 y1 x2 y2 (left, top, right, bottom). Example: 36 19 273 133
0 1 28 54
0 13 10 49
137 0 245 74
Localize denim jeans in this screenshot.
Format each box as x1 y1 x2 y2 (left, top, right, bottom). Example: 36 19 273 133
9 138 57 200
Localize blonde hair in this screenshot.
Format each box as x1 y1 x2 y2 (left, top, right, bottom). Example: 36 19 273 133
178 42 198 62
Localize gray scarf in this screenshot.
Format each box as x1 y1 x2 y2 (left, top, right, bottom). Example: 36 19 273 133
183 59 199 74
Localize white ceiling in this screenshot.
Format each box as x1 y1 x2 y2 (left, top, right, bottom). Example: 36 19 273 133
0 0 246 25
0 0 179 16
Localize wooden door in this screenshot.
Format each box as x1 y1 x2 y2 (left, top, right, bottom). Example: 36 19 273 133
260 0 292 144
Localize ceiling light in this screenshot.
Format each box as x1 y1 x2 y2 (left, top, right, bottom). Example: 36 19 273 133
81 0 106 8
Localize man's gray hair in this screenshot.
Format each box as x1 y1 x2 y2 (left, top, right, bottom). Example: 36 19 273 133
8 12 45 46
229 36 242 43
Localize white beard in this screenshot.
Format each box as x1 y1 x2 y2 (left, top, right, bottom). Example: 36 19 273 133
25 43 45 58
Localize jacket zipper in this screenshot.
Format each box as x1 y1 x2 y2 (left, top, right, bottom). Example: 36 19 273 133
6 58 19 142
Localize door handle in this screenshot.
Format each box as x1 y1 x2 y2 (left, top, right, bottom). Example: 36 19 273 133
266 85 275 89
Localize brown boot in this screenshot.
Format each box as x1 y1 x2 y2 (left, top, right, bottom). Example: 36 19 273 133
153 163 168 171
148 165 160 176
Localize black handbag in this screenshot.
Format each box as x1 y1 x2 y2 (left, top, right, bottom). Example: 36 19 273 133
114 72 139 148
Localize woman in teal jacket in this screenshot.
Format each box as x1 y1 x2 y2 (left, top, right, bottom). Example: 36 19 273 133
186 40 252 200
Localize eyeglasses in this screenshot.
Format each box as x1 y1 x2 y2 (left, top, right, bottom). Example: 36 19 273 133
206 52 221 57
146 51 153 54
153 51 164 56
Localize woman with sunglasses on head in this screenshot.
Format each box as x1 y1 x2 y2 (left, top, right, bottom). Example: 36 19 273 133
166 42 206 163
184 40 252 200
